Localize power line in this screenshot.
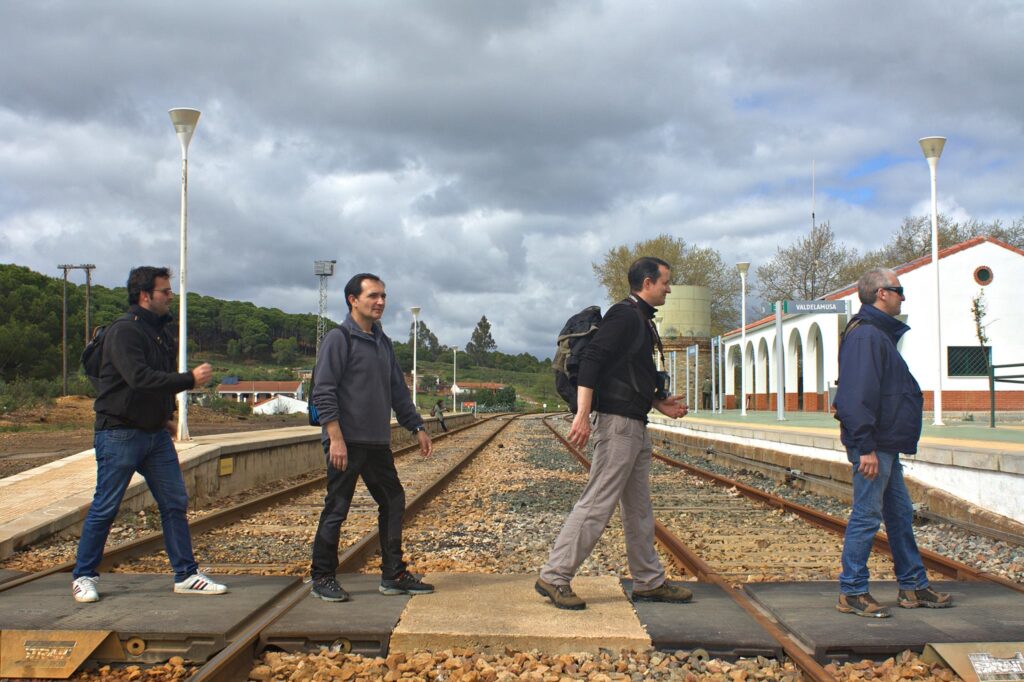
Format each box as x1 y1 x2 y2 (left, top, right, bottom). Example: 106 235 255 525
58 264 96 395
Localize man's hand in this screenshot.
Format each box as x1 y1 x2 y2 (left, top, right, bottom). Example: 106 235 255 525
191 362 213 386
417 430 433 457
857 452 879 480
329 438 348 471
653 395 688 419
568 411 591 449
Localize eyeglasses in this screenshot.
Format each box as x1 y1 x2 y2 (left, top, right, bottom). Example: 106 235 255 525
879 286 904 297
152 288 173 296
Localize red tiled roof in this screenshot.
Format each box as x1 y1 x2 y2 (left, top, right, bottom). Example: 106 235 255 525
458 381 506 390
216 381 301 393
723 236 1023 338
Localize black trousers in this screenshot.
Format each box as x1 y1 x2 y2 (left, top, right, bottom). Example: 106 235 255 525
311 442 407 580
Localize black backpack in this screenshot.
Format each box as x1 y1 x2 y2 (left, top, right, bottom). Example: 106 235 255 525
308 325 353 426
81 313 135 390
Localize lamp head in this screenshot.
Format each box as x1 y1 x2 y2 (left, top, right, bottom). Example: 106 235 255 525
169 108 201 153
736 261 750 276
918 136 946 160
410 306 421 317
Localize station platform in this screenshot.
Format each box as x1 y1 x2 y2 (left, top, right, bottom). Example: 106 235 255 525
1 573 1021 672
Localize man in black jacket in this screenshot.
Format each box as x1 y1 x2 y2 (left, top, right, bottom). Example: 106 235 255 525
833 268 951 617
536 257 691 610
72 266 226 603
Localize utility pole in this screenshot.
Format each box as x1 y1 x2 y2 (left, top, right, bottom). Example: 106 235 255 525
58 264 96 395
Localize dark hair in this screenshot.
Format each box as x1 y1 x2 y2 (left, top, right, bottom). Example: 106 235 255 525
857 268 894 304
343 273 384 311
127 266 172 305
627 257 671 292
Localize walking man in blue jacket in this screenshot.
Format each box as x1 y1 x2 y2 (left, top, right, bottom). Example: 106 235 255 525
309 273 434 602
833 268 952 618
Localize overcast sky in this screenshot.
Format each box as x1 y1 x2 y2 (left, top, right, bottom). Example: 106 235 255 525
3 1 1023 359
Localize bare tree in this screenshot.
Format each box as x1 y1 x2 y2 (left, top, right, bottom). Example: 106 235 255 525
755 222 859 303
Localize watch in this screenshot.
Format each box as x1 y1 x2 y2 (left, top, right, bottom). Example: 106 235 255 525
412 425 425 434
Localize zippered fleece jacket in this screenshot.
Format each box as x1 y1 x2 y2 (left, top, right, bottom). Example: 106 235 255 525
94 305 195 432
833 303 924 461
311 315 424 446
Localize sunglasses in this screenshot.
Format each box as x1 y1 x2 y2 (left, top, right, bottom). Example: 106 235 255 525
880 286 904 296
152 287 174 296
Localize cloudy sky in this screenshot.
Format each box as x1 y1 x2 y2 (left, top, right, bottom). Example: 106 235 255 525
3 1 1023 358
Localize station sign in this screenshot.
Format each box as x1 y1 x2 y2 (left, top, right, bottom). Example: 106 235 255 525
772 300 847 314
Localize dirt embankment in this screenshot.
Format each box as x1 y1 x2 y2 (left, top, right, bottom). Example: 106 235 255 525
0 395 309 478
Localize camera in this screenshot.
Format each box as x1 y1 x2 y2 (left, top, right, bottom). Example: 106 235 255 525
655 371 671 401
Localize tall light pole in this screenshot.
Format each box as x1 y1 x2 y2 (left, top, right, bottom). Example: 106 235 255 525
410 306 420 407
452 346 458 413
169 108 200 441
919 136 946 426
737 262 750 416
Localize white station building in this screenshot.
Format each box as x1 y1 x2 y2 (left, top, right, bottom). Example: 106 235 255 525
721 236 1024 414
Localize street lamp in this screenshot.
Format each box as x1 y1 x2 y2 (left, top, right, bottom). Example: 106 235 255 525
737 261 750 416
169 107 200 441
919 136 946 426
410 306 420 406
452 346 458 413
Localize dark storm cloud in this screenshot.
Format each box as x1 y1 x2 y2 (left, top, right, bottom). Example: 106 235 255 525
2 1 1023 357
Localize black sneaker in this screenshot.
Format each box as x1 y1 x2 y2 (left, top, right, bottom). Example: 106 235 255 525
380 570 434 595
631 581 693 603
310 576 350 602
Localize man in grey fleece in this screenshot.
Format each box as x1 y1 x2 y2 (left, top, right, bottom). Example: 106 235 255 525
309 272 434 602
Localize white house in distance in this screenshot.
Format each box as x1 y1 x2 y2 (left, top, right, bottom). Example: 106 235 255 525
252 394 308 416
214 380 304 405
721 236 1024 413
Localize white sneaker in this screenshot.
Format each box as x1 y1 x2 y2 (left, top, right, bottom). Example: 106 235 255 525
173 571 227 595
72 576 100 603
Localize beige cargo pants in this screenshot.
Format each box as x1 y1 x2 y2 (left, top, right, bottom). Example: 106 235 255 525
539 412 665 591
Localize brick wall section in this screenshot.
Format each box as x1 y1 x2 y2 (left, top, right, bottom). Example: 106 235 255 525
923 391 1024 411
650 428 1024 541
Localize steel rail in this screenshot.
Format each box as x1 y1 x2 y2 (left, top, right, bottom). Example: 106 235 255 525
0 416 496 595
651 450 1024 594
541 417 839 682
188 415 521 682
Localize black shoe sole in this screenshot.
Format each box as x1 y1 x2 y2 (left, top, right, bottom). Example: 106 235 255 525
836 604 890 618
632 594 693 603
534 582 585 610
898 600 952 609
379 586 434 595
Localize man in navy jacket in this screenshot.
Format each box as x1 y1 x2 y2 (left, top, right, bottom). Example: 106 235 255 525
833 268 952 617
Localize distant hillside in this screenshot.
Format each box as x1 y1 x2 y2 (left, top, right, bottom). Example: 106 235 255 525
0 263 326 383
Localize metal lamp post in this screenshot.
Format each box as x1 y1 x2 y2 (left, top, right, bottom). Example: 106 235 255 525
919 136 946 426
452 347 458 413
737 262 750 416
410 306 420 405
169 108 200 441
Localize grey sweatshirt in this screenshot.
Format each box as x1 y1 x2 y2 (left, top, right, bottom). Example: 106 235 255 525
311 315 423 446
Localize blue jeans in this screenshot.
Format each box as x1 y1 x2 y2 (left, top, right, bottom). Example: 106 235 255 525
74 428 198 582
839 451 929 595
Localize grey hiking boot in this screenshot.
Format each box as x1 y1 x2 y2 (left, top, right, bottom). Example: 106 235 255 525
836 592 891 618
897 586 952 609
631 581 693 603
534 578 586 610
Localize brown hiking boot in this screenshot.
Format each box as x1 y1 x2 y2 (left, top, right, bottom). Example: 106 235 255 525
897 587 953 609
535 578 586 610
836 592 891 618
631 581 693 603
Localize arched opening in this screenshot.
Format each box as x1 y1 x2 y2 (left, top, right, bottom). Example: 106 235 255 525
757 338 770 411
807 323 825 412
728 345 742 409
788 328 804 411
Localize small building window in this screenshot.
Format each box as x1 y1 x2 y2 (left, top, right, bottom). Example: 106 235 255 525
973 266 993 286
947 346 991 377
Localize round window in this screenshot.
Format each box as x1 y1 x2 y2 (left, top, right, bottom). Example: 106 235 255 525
973 266 993 286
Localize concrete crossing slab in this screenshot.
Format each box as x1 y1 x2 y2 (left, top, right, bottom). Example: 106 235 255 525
622 580 780 660
262 574 410 657
0 568 26 585
0 573 298 663
744 581 1024 663
389 574 651 655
